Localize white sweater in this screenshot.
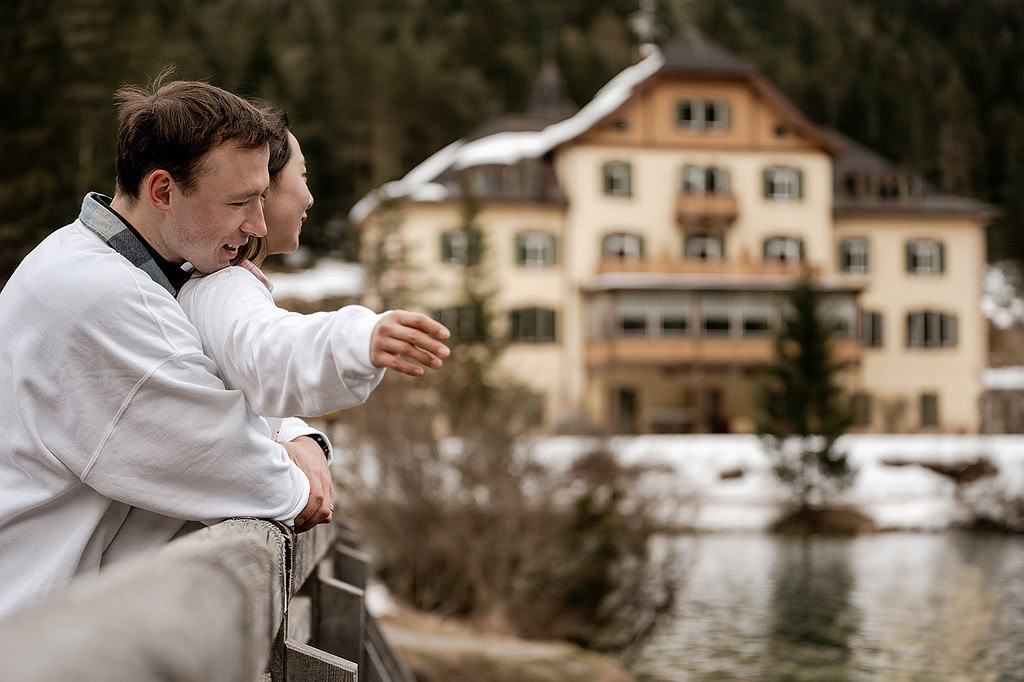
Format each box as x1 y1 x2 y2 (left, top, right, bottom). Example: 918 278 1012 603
176 266 386 419
0 216 310 619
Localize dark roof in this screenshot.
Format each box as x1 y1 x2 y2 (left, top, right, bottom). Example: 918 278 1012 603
828 129 904 176
526 61 578 119
827 129 997 218
658 25 756 77
464 61 577 142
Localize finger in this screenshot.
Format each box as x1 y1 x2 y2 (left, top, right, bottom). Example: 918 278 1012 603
392 344 444 370
374 339 442 369
395 311 451 340
389 355 426 377
383 327 450 360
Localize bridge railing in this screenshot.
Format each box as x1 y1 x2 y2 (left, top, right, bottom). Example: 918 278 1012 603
0 517 413 682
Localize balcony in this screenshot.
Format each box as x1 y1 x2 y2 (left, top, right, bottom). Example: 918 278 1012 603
584 289 862 369
675 193 738 227
585 335 863 369
597 257 819 279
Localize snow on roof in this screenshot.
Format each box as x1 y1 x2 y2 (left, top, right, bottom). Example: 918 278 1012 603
268 259 364 302
349 140 464 224
984 367 1024 391
982 263 1024 329
348 50 666 223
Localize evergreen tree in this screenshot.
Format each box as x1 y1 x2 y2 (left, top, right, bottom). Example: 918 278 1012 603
430 183 510 436
757 277 855 507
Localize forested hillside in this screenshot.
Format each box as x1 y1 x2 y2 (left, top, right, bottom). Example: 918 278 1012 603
2 0 1021 281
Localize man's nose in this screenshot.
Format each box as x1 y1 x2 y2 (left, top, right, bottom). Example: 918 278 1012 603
307 189 314 210
243 201 268 237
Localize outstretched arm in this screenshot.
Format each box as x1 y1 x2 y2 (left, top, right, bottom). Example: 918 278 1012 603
179 267 449 417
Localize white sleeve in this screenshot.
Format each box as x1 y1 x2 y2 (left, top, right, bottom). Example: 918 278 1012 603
179 268 387 418
76 352 310 526
275 417 334 465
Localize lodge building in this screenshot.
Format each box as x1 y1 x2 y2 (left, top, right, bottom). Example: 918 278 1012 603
351 29 994 434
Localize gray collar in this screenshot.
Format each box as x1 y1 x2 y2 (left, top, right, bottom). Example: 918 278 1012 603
79 193 178 295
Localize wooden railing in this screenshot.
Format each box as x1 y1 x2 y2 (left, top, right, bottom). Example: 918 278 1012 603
596 257 822 279
0 518 413 682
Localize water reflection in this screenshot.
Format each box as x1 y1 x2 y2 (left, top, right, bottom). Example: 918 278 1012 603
769 540 859 680
632 533 1024 681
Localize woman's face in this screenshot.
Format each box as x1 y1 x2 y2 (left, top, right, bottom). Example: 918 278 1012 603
264 132 314 255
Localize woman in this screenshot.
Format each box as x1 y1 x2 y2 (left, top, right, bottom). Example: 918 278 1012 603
177 104 449 458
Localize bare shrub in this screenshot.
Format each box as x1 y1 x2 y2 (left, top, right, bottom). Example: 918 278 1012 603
330 376 678 653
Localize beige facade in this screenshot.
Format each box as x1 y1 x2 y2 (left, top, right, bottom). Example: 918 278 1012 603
355 35 993 434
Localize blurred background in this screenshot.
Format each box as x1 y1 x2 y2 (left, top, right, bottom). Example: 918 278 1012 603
5 1 1024 680
4 0 1024 276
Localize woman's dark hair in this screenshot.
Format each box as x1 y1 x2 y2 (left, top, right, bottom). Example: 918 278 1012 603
232 101 291 267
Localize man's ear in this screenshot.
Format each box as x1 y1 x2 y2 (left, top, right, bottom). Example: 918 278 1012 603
145 170 175 213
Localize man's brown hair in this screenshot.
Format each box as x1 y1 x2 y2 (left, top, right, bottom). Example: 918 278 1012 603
114 67 273 206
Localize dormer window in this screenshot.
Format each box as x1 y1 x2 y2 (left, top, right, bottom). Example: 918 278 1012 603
677 99 731 131
705 101 730 130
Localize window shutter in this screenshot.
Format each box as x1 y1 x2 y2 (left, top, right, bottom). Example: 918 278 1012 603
637 235 645 258
906 313 913 347
544 309 557 341
601 234 612 257
509 310 519 340
796 169 804 199
905 242 914 273
938 242 946 274
515 233 525 265
441 232 451 262
839 241 848 272
763 169 772 198
721 102 731 129
548 234 557 266
468 230 482 265
798 238 806 262
763 238 771 261
715 234 726 259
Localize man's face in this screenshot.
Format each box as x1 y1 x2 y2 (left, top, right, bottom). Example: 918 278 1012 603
166 142 270 274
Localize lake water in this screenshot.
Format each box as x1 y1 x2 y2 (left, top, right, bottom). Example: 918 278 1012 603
632 533 1024 681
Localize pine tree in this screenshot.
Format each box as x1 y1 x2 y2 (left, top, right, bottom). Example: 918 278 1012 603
757 276 855 508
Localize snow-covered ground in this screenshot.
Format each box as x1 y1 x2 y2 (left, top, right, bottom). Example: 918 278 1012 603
268 259 364 301
525 434 1024 531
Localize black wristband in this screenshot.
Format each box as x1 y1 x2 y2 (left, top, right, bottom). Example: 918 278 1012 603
307 433 330 459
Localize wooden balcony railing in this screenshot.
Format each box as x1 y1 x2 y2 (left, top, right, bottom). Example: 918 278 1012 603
675 193 738 226
0 518 413 682
597 257 821 279
586 336 862 368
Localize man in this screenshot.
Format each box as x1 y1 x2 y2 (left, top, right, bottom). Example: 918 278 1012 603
0 77 335 619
